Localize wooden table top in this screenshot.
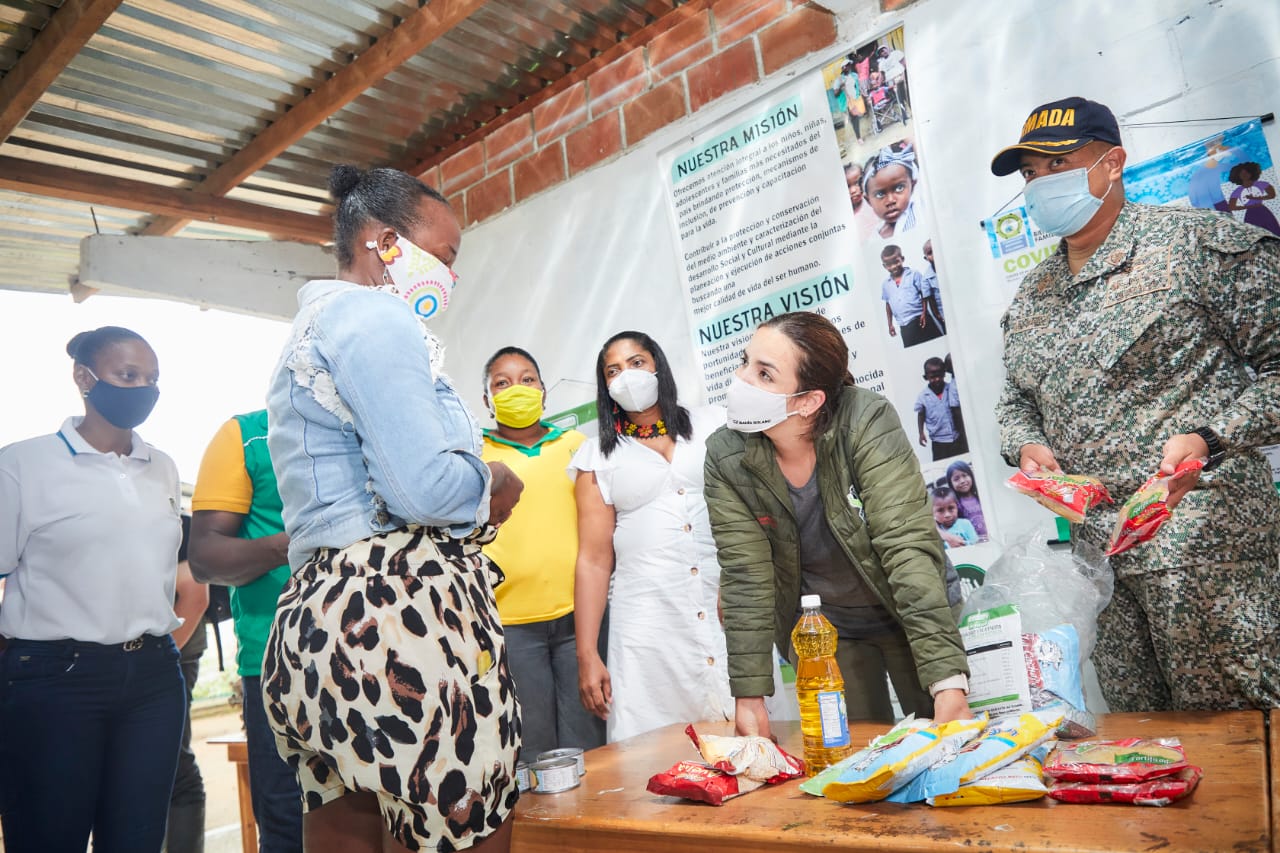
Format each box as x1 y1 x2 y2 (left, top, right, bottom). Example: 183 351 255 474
512 711 1268 853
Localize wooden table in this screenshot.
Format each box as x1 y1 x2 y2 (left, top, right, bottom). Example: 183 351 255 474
513 711 1268 852
1270 709 1280 853
208 735 256 853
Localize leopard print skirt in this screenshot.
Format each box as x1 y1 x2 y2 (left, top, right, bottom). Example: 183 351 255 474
262 525 522 851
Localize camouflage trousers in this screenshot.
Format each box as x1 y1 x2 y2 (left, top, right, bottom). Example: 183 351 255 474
1093 556 1280 712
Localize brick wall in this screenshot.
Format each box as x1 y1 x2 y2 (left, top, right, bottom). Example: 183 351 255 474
427 1 838 228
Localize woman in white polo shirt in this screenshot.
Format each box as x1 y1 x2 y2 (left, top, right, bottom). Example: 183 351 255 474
0 326 186 853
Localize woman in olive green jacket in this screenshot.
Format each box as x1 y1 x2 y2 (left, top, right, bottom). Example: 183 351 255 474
704 312 969 738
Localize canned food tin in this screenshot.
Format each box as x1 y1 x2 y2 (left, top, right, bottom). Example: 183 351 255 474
515 761 531 792
529 757 580 794
537 747 585 777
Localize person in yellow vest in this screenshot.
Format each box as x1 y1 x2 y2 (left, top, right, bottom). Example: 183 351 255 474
480 347 606 762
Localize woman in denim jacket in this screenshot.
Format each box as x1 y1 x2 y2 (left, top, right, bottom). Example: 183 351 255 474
263 165 525 853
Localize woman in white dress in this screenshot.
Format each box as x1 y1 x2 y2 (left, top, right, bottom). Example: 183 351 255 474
570 331 733 742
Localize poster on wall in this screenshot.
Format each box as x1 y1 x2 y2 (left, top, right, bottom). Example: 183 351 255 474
659 27 995 559
987 118 1280 490
986 117 1279 306
984 207 1059 302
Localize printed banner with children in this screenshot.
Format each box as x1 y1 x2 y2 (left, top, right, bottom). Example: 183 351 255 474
660 27 994 559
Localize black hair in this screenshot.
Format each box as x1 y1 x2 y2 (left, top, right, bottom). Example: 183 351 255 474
1228 161 1263 184
931 484 957 503
946 460 979 498
329 165 449 268
843 161 862 179
595 331 691 458
66 326 147 370
923 356 946 374
482 346 543 389
881 244 902 258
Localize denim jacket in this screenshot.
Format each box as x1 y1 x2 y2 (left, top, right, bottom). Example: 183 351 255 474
267 280 491 569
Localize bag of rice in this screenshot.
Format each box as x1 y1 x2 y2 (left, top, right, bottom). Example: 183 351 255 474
799 717 926 797
927 742 1055 807
888 709 1061 803
818 716 986 804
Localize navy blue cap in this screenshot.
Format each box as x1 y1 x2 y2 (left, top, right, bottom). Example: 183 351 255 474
991 97 1122 176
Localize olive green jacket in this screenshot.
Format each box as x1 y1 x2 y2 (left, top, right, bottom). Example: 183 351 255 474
704 385 968 698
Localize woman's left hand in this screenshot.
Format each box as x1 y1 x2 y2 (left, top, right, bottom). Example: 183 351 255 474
931 688 971 724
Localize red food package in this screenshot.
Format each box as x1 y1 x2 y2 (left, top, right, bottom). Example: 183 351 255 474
1006 469 1113 524
1048 765 1203 806
685 725 805 784
647 761 746 806
647 726 805 805
1043 738 1188 784
1106 460 1204 557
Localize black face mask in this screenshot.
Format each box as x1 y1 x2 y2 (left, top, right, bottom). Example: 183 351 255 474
85 368 160 429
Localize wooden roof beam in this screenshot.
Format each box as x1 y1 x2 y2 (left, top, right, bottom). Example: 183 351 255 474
0 0 127 143
141 0 486 237
0 156 331 243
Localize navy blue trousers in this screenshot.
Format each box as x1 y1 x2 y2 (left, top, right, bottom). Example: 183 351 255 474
0 634 185 853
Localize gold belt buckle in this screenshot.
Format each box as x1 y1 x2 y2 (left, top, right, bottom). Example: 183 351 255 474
122 638 145 652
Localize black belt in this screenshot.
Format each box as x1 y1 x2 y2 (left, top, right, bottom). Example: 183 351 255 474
5 634 171 653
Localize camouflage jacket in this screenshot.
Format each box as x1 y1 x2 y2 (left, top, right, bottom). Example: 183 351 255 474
996 202 1280 564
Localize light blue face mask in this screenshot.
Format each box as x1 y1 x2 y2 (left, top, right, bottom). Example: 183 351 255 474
1023 150 1114 236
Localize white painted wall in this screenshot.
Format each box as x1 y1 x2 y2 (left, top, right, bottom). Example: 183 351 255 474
434 0 1280 544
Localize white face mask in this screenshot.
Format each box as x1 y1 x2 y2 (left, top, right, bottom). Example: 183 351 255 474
725 375 807 433
1022 150 1114 237
372 234 458 320
608 368 660 413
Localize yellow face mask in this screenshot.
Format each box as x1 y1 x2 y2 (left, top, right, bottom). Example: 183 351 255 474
492 384 544 428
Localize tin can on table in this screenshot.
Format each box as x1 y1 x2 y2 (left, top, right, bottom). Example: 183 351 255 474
537 747 585 777
515 761 531 792
528 757 580 794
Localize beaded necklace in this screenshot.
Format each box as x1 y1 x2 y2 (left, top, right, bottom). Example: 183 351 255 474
621 419 668 439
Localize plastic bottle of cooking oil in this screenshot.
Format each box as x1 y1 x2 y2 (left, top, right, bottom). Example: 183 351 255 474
791 594 853 775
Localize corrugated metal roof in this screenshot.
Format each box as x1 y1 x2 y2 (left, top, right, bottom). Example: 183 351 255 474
3 0 676 295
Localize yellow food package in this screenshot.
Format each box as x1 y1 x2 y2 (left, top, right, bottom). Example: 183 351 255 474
891 709 1061 802
821 716 985 804
928 742 1054 807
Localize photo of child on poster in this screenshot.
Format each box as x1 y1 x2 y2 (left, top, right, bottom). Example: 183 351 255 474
880 240 944 347
922 456 990 548
915 355 966 460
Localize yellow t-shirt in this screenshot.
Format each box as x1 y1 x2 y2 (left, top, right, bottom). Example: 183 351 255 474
480 425 585 625
191 419 252 513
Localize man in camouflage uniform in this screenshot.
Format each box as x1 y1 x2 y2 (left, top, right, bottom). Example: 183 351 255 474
992 97 1280 712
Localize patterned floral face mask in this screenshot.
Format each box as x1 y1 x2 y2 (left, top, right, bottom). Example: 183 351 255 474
374 233 459 320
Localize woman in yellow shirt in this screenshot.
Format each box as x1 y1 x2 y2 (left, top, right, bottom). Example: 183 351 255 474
480 347 605 761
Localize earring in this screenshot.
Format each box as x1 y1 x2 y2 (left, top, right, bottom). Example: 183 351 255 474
365 240 378 250
82 389 90 398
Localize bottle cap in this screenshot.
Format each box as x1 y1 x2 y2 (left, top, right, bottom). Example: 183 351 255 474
800 594 821 609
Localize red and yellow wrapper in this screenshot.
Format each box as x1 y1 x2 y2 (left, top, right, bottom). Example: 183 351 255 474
1006 469 1113 524
1105 459 1205 557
